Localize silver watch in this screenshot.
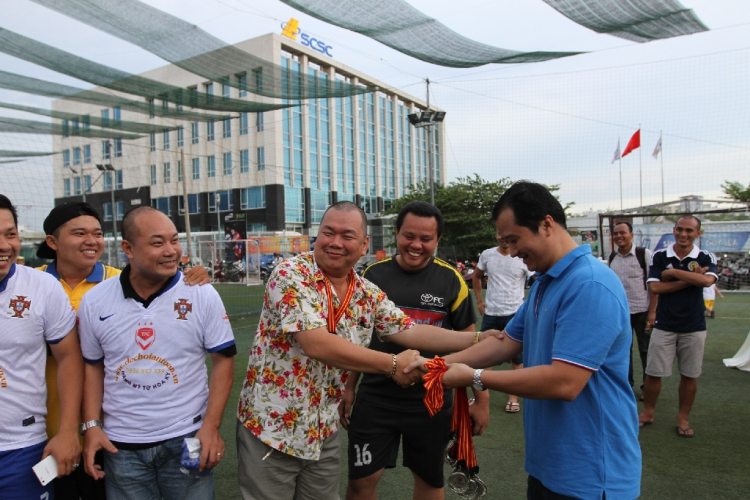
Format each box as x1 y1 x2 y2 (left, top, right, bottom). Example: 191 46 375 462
472 369 486 391
79 419 102 436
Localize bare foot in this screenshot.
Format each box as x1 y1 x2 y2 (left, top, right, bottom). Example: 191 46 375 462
638 412 654 427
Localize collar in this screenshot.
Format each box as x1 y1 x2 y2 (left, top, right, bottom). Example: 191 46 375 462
666 243 700 261
44 261 105 283
0 263 16 293
544 245 591 280
615 243 637 257
119 264 181 307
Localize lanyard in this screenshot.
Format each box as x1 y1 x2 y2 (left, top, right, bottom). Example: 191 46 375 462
324 269 356 334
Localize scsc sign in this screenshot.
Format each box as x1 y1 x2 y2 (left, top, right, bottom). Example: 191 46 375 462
281 18 333 57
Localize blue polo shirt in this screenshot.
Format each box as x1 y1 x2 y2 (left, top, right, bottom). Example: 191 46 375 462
505 245 641 499
647 243 717 333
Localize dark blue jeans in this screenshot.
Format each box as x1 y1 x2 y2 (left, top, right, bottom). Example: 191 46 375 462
527 475 591 500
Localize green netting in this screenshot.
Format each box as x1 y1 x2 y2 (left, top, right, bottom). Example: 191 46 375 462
0 117 142 139
542 0 708 42
0 28 295 114
278 0 583 67
0 160 24 164
0 149 54 157
0 101 177 135
30 0 376 99
0 71 228 122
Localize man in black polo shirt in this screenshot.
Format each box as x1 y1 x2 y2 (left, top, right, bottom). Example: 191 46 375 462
342 202 487 500
639 216 717 438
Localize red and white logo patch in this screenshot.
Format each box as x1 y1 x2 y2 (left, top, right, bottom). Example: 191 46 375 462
8 295 31 318
135 321 155 350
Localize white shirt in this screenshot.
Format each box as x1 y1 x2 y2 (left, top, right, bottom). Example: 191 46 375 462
477 247 533 316
0 264 76 451
703 284 716 300
78 272 234 443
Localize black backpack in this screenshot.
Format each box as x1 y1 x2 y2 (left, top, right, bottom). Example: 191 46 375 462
609 247 648 290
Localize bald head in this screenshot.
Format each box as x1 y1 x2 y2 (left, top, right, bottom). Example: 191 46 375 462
321 201 367 238
122 206 165 243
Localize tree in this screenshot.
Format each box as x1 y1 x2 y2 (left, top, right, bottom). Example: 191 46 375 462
721 180 750 202
384 175 573 261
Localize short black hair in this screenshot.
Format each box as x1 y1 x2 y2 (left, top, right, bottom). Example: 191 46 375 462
321 201 368 236
492 181 567 232
676 215 701 230
396 201 444 239
0 194 18 227
613 221 633 232
121 206 161 242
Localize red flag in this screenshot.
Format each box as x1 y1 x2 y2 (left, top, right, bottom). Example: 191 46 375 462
622 129 640 157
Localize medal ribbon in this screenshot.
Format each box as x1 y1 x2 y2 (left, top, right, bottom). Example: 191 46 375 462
422 356 478 469
324 269 356 334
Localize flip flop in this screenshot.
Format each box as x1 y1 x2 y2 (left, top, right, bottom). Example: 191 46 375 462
505 402 520 413
676 426 695 438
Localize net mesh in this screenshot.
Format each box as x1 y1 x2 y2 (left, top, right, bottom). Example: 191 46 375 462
279 0 582 67
542 0 708 43
29 0 375 99
0 149 55 157
0 117 143 139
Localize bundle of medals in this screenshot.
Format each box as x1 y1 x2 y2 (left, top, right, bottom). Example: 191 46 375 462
445 430 487 498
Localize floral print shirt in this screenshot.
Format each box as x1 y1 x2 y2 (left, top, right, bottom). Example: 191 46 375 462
237 252 414 460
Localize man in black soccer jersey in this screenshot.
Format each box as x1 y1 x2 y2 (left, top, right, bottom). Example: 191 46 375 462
341 201 487 500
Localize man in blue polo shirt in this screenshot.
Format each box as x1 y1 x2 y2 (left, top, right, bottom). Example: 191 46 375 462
409 181 641 499
638 216 717 438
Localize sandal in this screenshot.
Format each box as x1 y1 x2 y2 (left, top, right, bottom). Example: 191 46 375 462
505 402 520 413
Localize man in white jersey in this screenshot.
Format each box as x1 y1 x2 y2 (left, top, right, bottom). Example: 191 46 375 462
78 207 235 500
473 230 533 412
0 194 83 500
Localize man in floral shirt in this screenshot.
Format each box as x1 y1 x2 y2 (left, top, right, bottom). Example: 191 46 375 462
237 201 497 500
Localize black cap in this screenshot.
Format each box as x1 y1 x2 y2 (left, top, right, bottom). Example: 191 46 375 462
36 202 102 259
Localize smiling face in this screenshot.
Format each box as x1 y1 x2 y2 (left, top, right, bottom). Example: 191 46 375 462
612 223 634 252
121 210 182 283
0 209 20 281
46 215 104 272
495 208 552 273
314 208 369 279
673 216 701 251
395 213 440 272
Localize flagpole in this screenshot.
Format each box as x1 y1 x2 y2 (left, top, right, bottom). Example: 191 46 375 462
618 137 622 210
639 124 642 208
660 130 664 204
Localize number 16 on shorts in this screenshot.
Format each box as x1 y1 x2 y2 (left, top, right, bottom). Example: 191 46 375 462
352 444 372 466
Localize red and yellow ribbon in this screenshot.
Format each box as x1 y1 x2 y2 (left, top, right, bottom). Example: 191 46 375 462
324 269 356 334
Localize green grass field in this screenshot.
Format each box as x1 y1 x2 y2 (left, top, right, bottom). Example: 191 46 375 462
212 287 750 499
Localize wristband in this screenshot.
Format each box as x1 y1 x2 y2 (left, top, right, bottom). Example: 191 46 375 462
473 331 481 344
386 354 398 378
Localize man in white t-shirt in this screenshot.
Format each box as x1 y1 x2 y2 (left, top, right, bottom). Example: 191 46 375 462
0 194 83 500
78 207 235 500
473 229 533 412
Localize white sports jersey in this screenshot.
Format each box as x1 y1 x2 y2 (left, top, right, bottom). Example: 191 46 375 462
78 271 234 444
0 264 76 451
477 247 534 316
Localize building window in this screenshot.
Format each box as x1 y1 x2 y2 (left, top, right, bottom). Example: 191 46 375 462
73 147 81 166
207 155 215 177
256 112 264 132
177 126 184 147
239 113 248 135
163 130 170 150
74 177 82 196
192 158 200 180
114 138 122 158
72 119 80 133
149 133 156 152
152 197 171 216
178 194 201 215
223 152 232 175
115 170 123 190
222 83 230 100
209 190 233 212
116 201 124 221
64 178 71 197
257 147 265 171
285 187 305 224
113 106 121 122
188 87 198 107
63 149 70 168
191 122 199 144
148 99 155 118
206 121 215 141
163 162 171 183
248 223 267 232
83 145 91 163
223 119 231 139
102 141 111 160
238 73 247 97
62 120 69 137
311 189 330 224
103 202 112 221
162 99 169 111
177 161 183 182
205 83 214 105
150 164 157 185
82 114 90 129
240 149 249 173
253 68 263 93
84 175 92 194
101 109 110 127
241 186 266 210
103 172 112 191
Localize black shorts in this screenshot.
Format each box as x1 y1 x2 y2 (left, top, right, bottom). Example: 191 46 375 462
347 397 453 488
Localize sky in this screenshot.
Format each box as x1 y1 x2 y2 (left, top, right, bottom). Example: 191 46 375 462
3 0 750 229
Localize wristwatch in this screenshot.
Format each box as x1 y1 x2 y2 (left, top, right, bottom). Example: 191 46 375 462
79 419 102 436
472 369 486 391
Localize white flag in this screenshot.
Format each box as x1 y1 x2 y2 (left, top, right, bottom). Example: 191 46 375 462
652 136 662 159
611 139 621 164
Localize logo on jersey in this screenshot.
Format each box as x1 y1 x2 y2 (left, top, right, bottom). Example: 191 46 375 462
8 295 31 318
688 261 699 271
420 294 444 308
0 366 7 388
136 322 155 350
174 299 193 321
